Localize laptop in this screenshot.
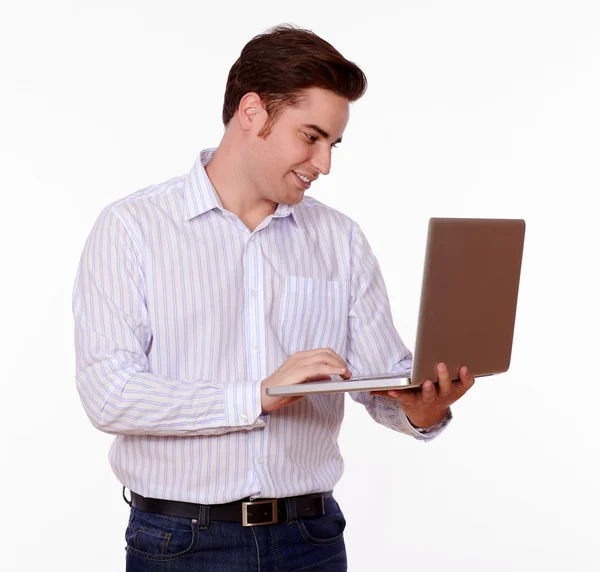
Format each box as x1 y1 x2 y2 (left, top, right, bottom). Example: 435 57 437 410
266 217 526 397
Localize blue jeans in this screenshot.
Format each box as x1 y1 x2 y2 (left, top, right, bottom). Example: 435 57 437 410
125 495 347 571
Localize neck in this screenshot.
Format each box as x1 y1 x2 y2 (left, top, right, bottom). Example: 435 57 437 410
205 139 277 230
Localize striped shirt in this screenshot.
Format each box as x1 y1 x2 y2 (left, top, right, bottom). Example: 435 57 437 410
73 148 450 504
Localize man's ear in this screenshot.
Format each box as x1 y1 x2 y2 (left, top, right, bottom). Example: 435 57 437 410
237 92 265 131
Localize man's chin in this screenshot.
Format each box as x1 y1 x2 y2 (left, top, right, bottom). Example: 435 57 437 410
279 189 305 205
289 191 305 205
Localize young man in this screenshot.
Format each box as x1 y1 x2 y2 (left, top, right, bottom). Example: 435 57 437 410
73 24 475 571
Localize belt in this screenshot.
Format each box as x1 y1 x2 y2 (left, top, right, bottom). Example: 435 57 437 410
128 489 333 527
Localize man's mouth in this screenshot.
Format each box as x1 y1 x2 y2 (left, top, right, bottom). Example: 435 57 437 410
293 171 312 189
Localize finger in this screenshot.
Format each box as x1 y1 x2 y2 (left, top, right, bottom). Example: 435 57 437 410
305 374 332 382
421 380 437 403
437 362 453 398
302 348 347 370
380 388 418 407
320 349 349 372
394 390 419 407
312 350 351 379
282 395 304 409
306 347 342 361
452 366 476 398
297 364 348 384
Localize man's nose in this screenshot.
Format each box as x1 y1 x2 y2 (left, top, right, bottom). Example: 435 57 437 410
311 147 332 176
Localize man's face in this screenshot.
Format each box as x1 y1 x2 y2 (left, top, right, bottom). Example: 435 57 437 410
245 87 350 205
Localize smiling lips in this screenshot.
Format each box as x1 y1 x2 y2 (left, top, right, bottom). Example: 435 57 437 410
293 171 315 190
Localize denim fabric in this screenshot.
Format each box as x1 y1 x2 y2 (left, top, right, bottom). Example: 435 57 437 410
125 495 347 571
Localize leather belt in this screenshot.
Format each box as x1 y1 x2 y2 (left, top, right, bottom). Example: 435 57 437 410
129 490 332 527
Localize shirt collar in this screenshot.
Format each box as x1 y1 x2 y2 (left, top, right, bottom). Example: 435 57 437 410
182 148 303 228
182 148 223 221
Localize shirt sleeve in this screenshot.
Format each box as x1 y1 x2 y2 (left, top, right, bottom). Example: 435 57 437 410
344 222 451 442
73 206 265 437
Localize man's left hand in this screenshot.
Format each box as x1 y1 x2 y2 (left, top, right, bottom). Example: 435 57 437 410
370 363 475 428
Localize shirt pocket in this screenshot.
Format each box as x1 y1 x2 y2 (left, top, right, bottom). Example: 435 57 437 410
279 276 348 356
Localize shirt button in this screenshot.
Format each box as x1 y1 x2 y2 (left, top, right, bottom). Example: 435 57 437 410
250 289 257 297
252 346 260 353
256 457 265 464
240 414 248 424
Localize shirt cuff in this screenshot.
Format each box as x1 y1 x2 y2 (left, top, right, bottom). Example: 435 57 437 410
223 379 265 429
406 408 453 441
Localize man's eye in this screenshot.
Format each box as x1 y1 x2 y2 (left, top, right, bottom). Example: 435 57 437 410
304 133 318 143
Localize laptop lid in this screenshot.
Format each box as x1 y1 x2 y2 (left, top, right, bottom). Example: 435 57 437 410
410 217 526 385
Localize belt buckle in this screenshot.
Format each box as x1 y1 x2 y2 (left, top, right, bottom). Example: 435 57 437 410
241 499 278 527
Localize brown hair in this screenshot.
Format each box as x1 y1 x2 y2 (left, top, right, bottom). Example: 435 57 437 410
222 24 368 138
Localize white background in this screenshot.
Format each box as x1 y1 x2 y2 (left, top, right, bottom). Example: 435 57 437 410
1 1 599 570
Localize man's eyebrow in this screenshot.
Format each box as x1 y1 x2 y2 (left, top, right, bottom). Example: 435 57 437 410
303 123 343 145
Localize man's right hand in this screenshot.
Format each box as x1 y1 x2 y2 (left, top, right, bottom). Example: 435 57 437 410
261 349 352 413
